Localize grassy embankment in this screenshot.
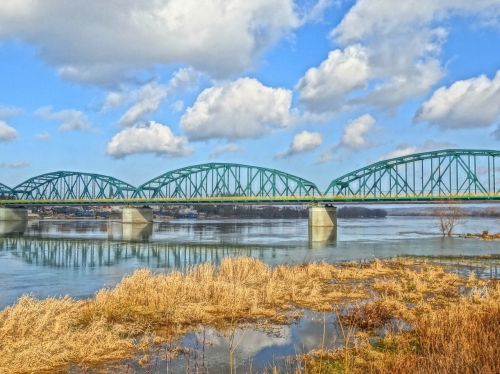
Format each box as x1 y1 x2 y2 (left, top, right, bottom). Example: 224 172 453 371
0 257 498 373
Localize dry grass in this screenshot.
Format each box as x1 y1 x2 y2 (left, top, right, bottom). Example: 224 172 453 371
301 284 500 373
0 257 490 373
0 297 133 373
382 287 500 373
295 278 500 374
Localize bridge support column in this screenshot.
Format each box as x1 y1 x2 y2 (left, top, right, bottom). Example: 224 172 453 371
121 206 153 224
308 205 337 228
308 205 337 245
0 207 28 221
0 220 27 235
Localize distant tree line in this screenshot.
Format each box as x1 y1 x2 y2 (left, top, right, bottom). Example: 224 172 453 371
157 205 387 219
190 205 307 219
337 206 387 218
28 204 387 220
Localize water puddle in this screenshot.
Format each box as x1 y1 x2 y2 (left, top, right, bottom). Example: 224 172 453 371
101 310 347 373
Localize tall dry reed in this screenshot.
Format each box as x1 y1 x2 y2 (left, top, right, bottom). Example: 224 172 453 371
292 277 499 374
0 257 487 373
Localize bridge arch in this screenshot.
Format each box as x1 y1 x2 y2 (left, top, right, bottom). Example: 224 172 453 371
13 171 139 201
0 182 15 199
135 163 321 199
325 149 500 201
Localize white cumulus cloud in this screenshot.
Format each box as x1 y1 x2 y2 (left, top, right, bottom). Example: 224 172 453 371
167 67 201 92
107 121 192 159
181 78 295 141
0 0 299 84
0 121 17 141
106 68 201 125
361 59 443 109
319 114 376 163
276 131 323 158
302 0 336 23
332 0 500 45
101 92 127 112
209 143 242 158
296 45 370 113
118 83 168 127
308 0 500 112
415 70 500 129
35 106 92 132
340 114 376 149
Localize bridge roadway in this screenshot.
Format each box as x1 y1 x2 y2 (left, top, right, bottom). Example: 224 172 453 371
0 149 498 205
0 194 498 205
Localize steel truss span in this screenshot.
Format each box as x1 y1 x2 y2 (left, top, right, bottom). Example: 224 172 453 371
0 150 499 204
325 149 500 201
135 163 321 200
0 183 14 199
12 171 138 201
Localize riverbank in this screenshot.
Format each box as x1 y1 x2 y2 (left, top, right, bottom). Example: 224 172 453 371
1 256 498 373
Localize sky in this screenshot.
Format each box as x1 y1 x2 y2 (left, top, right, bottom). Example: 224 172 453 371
0 0 499 191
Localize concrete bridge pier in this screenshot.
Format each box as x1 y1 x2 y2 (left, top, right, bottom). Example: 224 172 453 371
0 220 27 235
0 207 28 222
308 205 337 246
121 206 154 224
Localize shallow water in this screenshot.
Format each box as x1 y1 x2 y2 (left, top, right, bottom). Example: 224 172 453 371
121 310 344 373
0 216 499 309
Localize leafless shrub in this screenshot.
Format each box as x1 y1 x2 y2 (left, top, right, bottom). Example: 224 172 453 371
435 204 465 236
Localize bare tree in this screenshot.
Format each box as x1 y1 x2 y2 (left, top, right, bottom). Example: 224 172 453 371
435 204 465 236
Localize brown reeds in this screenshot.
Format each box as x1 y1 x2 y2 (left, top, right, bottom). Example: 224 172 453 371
0 257 492 373
295 276 500 373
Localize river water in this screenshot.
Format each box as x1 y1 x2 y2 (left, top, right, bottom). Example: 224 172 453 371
0 216 499 372
0 216 499 309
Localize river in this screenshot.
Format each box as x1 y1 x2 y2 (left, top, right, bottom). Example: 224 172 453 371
0 216 499 309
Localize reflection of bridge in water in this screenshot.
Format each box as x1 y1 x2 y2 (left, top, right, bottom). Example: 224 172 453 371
1 235 498 280
0 219 338 257
0 236 289 269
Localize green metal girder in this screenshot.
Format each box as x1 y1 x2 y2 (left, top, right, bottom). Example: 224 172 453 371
134 162 321 199
13 171 140 200
0 182 14 199
325 149 500 200
0 150 499 205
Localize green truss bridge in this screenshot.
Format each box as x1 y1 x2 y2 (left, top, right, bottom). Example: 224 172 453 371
0 149 499 205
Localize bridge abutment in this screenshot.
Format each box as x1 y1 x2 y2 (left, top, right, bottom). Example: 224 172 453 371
121 206 153 224
0 207 28 222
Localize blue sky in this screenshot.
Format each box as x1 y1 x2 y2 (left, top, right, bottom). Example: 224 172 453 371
0 0 499 190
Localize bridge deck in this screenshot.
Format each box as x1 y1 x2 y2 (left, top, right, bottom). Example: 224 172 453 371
1 193 499 206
